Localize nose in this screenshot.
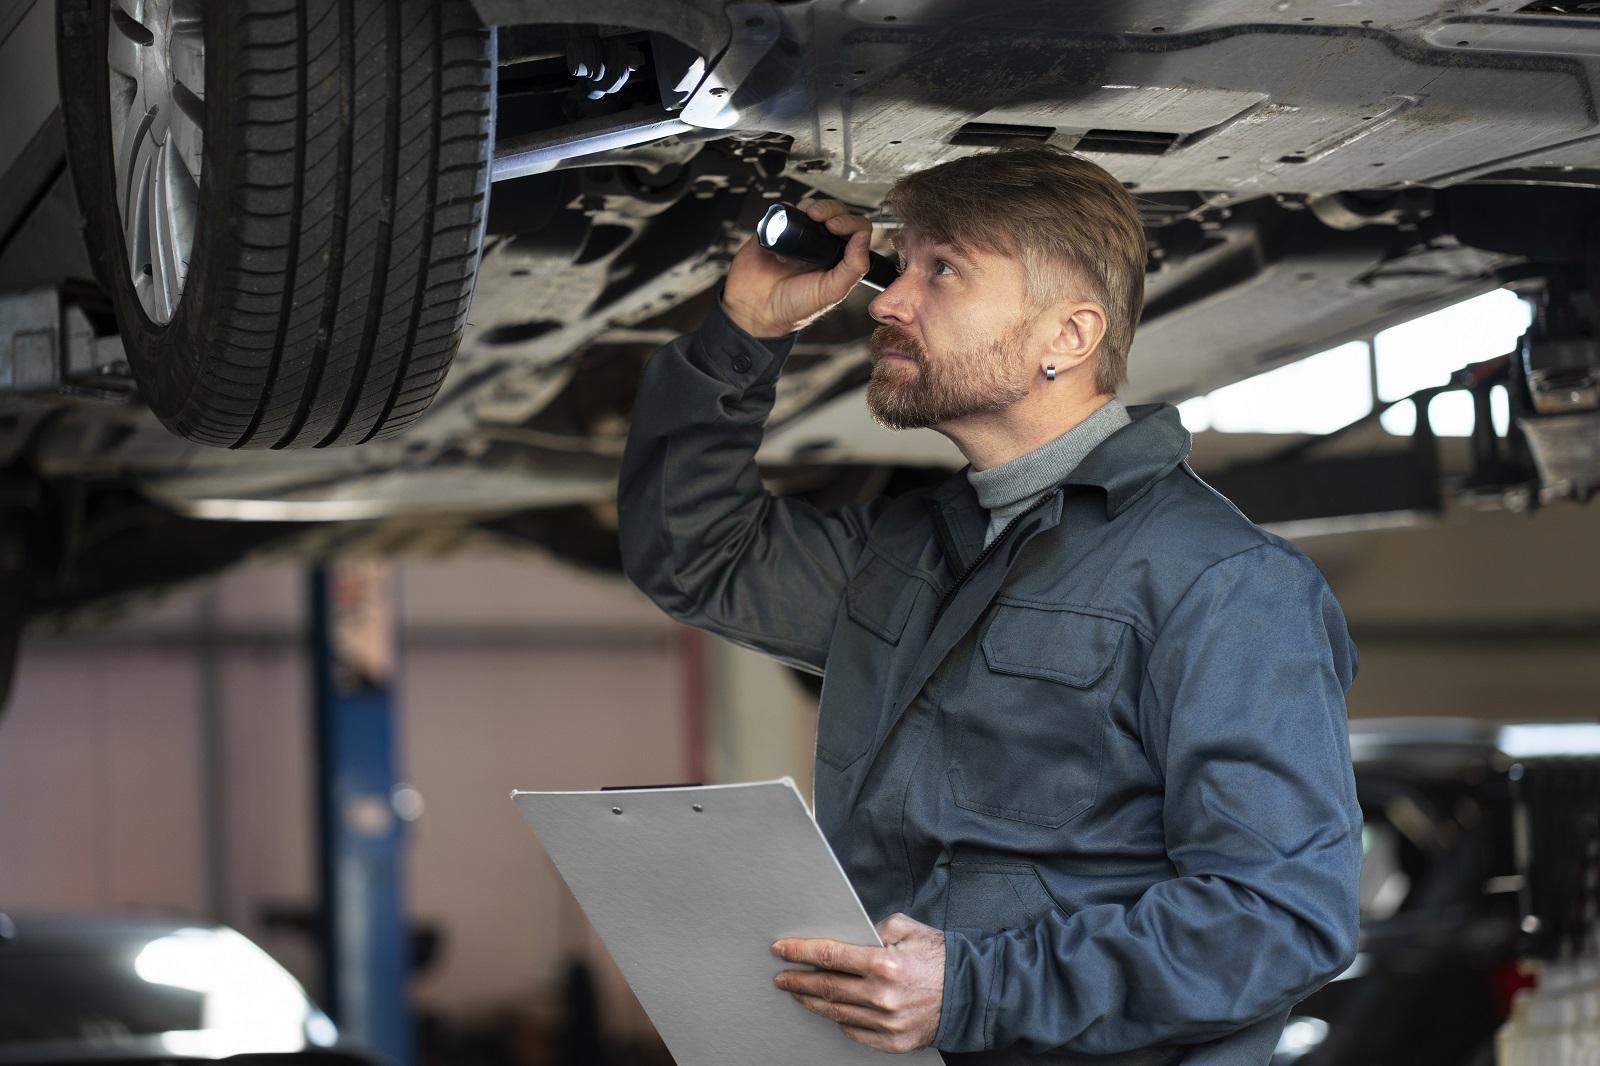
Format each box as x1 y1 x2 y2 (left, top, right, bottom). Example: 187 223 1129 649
868 273 916 327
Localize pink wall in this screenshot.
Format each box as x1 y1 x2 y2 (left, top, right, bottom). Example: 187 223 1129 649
0 646 206 916
0 553 689 1040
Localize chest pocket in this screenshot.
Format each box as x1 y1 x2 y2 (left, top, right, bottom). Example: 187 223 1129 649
946 602 1126 828
844 550 920 644
817 550 925 770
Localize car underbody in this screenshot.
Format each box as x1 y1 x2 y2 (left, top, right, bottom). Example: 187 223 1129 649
0 0 1597 640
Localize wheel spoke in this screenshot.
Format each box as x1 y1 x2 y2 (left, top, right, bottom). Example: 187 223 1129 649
117 104 154 219
160 136 200 284
112 0 150 30
131 268 154 320
125 128 157 288
169 94 204 183
170 0 204 31
149 141 179 321
107 91 133 184
108 0 196 325
170 25 205 101
107 20 144 80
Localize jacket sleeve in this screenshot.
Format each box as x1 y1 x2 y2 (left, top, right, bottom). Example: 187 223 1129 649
617 297 884 673
936 542 1363 1056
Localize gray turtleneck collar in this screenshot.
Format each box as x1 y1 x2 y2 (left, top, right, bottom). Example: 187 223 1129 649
968 397 1131 545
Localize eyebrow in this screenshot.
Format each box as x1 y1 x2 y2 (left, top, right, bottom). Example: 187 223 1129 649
938 243 981 269
895 236 985 275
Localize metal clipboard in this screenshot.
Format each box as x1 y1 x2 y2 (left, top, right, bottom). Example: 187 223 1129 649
513 778 945 1066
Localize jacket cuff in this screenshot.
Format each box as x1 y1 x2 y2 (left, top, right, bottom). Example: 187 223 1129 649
691 293 797 387
935 928 997 1053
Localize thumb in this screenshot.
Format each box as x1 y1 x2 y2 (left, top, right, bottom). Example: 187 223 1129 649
876 912 918 943
825 230 870 291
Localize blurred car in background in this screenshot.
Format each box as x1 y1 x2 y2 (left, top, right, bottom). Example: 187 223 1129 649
1276 718 1600 1066
0 719 1594 1065
0 914 373 1065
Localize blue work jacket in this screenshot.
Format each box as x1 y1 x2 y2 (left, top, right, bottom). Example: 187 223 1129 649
618 303 1363 1064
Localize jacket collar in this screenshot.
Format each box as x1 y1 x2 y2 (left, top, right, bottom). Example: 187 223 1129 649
931 402 1192 521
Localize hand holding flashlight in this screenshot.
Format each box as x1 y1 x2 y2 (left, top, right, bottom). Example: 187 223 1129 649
756 203 900 291
722 199 884 339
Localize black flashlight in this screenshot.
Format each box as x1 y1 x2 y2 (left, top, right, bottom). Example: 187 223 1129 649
756 203 901 291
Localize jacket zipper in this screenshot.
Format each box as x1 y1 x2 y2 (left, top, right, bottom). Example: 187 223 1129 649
928 490 1058 633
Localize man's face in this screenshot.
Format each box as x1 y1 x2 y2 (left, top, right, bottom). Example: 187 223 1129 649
865 230 1035 431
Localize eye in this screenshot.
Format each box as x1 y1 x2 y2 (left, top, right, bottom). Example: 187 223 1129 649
934 259 957 277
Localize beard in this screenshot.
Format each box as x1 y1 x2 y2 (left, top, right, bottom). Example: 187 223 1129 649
865 319 1032 430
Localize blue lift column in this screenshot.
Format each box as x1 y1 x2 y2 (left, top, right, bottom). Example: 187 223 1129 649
310 563 413 1066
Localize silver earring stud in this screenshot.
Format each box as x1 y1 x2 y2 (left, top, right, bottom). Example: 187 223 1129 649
1045 364 1056 381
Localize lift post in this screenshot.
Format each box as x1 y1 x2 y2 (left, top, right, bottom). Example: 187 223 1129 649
310 562 413 1066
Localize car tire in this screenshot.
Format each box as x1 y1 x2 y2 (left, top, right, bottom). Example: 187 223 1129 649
57 0 494 448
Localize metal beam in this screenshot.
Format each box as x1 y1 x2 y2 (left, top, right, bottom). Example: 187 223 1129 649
493 108 694 182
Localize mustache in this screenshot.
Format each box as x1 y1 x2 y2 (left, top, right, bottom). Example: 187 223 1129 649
869 325 925 364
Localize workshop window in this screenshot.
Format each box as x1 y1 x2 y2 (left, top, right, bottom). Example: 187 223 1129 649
1178 287 1534 439
1375 288 1532 437
1177 341 1372 435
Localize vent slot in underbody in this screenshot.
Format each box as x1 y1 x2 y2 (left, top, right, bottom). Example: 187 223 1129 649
1074 128 1182 155
1517 1 1600 14
950 122 1055 147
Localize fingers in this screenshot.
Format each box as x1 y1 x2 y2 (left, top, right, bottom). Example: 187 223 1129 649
775 967 882 1008
773 936 878 976
796 197 872 238
799 200 870 287
839 1022 924 1055
796 196 850 221
783 200 871 304
792 998 923 1053
789 992 892 1033
774 926 938 1054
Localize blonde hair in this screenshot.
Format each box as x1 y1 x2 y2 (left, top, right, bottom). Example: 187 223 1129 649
884 145 1146 394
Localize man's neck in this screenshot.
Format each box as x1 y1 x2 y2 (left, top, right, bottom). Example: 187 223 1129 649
941 391 1117 471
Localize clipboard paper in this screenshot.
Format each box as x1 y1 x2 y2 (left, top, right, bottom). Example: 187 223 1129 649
512 778 945 1065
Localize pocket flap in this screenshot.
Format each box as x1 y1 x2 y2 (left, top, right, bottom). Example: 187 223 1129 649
845 551 920 644
945 861 1060 935
981 603 1124 687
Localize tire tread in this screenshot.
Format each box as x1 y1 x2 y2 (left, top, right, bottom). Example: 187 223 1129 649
159 0 491 448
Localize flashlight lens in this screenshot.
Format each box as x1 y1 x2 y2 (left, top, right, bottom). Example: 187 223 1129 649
760 206 789 246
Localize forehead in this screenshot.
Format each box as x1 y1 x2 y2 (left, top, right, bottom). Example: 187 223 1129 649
893 226 1025 282
896 225 1009 261
894 225 958 252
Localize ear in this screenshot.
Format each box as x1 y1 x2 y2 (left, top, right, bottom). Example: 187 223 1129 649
1043 300 1106 375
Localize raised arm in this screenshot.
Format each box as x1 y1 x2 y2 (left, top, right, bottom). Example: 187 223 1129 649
617 202 877 672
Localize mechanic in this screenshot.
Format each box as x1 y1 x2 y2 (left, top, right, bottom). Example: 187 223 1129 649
616 144 1362 1065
